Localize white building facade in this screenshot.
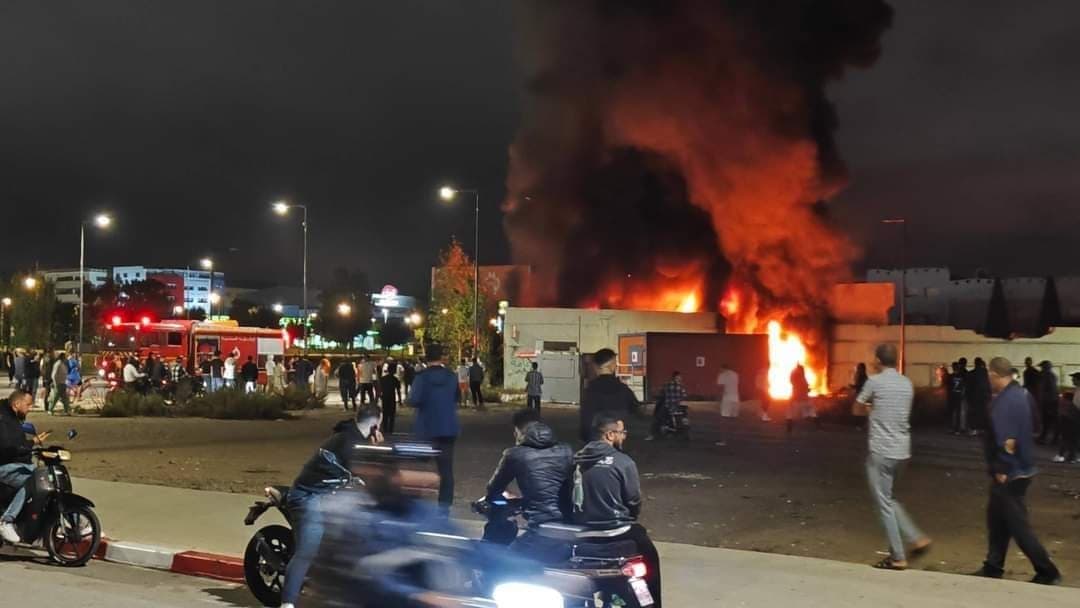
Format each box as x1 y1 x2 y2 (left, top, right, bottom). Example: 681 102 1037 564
112 266 225 314
41 268 109 304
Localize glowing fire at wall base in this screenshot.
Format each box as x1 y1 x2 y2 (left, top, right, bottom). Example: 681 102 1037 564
766 320 820 400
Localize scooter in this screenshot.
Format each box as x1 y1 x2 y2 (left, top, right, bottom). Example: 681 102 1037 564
0 427 102 566
473 497 657 608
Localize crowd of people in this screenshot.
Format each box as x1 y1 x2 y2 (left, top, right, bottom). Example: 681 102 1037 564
4 348 84 415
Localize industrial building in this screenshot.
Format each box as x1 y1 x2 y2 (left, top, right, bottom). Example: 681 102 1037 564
40 268 109 304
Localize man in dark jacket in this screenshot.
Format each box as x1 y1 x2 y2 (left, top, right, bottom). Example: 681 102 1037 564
241 356 260 394
468 358 485 410
579 348 639 443
1 390 44 543
407 344 460 511
1036 361 1060 445
280 405 383 608
966 358 992 434
573 413 661 606
336 359 357 410
486 409 573 562
974 357 1061 584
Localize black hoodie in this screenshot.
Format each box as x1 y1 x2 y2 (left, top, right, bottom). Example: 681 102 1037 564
0 401 33 465
486 422 573 526
580 374 640 443
572 441 641 529
292 419 370 492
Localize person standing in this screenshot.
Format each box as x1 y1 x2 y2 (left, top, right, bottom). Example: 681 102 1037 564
46 351 71 415
579 348 639 444
967 358 992 436
975 357 1061 584
947 361 968 435
1055 373 1080 464
241 356 260 394
403 359 416 399
223 350 237 390
379 367 401 435
786 363 818 434
3 351 13 386
1022 357 1040 395
25 352 41 404
407 345 460 512
357 356 376 405
854 343 931 570
66 352 83 401
1035 361 1059 446
852 362 870 430
313 358 330 399
293 356 314 393
208 351 225 393
716 362 740 419
469 358 485 410
12 349 26 391
264 355 277 394
336 358 357 410
457 359 470 406
40 351 54 407
525 362 544 412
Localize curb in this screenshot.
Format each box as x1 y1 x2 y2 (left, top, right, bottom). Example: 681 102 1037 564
96 537 245 583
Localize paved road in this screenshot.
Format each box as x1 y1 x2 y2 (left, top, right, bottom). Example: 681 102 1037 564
0 550 256 607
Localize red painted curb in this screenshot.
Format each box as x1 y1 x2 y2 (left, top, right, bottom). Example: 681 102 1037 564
171 550 245 582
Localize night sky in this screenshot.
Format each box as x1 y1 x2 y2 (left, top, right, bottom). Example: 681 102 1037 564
1 1 1077 298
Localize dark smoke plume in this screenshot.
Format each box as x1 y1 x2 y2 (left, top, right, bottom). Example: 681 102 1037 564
504 0 893 320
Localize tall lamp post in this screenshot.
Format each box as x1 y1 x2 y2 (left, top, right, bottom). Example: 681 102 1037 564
0 297 11 350
200 258 216 318
273 201 309 356
882 218 907 373
79 214 112 356
439 186 480 353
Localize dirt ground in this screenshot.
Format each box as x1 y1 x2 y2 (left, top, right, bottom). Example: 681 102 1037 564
39 402 1080 585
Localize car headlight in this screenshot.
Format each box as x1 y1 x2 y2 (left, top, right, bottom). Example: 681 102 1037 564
492 583 563 608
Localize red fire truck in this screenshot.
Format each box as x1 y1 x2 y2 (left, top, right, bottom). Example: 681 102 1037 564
101 318 287 375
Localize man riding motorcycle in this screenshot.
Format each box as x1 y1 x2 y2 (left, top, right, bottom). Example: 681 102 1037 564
574 413 662 606
0 389 49 543
280 405 384 608
485 408 574 563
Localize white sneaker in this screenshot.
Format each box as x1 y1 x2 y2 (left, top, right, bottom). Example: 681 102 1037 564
1052 455 1066 463
0 522 22 543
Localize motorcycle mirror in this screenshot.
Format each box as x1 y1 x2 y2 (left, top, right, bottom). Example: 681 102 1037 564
67 429 78 440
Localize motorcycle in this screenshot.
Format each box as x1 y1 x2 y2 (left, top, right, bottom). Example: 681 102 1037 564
0 427 102 566
473 497 657 608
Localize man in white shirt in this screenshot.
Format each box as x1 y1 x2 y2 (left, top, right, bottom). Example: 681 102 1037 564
223 350 238 389
122 357 146 390
717 363 740 418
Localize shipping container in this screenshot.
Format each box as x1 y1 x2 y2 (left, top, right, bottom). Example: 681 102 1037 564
617 332 769 401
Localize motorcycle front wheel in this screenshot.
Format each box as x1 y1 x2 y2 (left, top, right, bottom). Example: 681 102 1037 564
45 504 102 567
244 524 293 607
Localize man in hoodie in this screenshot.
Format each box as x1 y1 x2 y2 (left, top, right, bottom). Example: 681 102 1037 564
974 357 1061 585
486 408 573 562
579 348 639 444
1 390 48 543
279 405 383 608
574 414 661 606
407 344 460 511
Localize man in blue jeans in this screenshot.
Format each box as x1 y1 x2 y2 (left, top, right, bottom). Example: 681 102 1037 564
280 405 383 608
854 344 932 570
0 389 46 543
407 344 460 512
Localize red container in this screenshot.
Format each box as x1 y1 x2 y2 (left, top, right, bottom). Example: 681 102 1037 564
617 332 768 401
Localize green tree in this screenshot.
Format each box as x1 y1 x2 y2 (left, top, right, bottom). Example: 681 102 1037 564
51 302 78 347
311 268 372 351
228 298 282 329
428 239 495 362
10 274 56 348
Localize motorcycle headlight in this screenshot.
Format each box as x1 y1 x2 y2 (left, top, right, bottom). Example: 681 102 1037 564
492 583 563 608
57 450 72 461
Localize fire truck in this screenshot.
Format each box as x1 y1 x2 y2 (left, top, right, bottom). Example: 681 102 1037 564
100 318 287 376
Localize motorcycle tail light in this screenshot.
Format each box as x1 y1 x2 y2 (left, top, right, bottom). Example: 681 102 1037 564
621 559 647 579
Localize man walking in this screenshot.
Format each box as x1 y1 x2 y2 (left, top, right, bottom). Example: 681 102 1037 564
854 343 931 570
579 348 639 444
469 357 485 410
786 363 818 434
357 356 376 405
46 351 71 415
379 366 401 435
336 358 357 410
716 362 740 419
241 356 259 394
407 345 460 512
457 359 470 406
1035 360 1059 445
525 361 544 412
975 357 1061 584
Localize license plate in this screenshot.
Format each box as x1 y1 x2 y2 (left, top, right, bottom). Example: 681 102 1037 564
631 579 654 606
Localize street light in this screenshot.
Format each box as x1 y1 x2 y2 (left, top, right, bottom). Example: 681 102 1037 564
0 297 10 350
438 185 481 354
882 218 907 373
272 303 284 314
172 305 184 317
23 276 37 290
338 302 352 316
409 312 422 326
78 213 113 356
272 200 309 355
209 292 221 306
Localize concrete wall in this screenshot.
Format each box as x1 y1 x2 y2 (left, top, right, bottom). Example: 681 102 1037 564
830 324 1080 389
503 307 720 390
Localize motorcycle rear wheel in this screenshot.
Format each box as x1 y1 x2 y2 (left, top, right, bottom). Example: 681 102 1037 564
244 524 293 607
45 504 102 567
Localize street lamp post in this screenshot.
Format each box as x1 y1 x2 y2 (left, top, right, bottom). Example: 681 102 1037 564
439 186 480 353
882 218 907 373
200 258 215 318
79 214 112 356
273 201 309 356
